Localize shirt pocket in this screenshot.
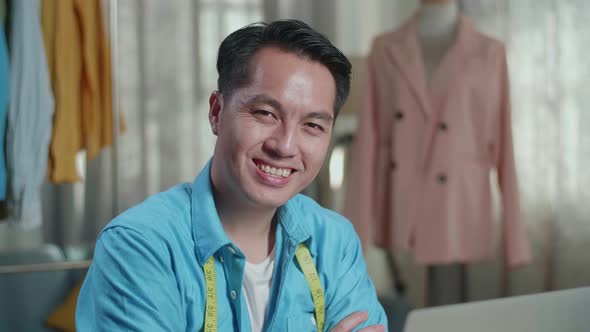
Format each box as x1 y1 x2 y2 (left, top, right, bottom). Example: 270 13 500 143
287 313 318 331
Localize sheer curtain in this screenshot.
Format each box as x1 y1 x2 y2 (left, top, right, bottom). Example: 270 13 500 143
460 0 590 299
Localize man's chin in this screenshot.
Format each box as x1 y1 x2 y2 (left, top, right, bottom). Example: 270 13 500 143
249 191 293 209
257 197 290 209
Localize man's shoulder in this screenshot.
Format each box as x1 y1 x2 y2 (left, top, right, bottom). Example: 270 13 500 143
101 182 193 242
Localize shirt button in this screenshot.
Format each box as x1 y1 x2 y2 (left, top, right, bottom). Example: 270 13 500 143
228 247 236 255
439 122 448 131
230 290 237 300
219 255 224 263
390 160 397 170
395 110 404 121
437 173 448 184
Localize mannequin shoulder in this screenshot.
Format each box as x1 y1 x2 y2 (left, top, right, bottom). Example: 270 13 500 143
369 22 412 54
472 29 507 58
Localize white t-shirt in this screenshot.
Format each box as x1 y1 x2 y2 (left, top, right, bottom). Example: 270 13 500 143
242 248 275 332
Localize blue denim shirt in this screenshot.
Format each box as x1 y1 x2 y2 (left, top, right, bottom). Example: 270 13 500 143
77 161 387 331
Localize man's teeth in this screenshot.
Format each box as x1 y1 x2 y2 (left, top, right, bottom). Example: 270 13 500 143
257 164 292 177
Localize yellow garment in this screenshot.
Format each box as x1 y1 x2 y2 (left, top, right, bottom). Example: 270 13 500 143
0 0 6 23
45 277 84 332
42 0 123 183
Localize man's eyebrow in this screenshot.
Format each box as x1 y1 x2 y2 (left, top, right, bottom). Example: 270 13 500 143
244 94 284 112
245 94 334 123
305 111 334 123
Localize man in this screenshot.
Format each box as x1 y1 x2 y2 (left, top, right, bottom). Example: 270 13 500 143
76 19 387 332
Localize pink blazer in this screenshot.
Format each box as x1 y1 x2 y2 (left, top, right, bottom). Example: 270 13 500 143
343 14 531 267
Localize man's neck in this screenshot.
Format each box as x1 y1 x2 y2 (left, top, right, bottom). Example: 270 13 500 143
214 191 278 264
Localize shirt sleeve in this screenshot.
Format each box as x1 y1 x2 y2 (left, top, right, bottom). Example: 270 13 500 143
324 222 388 331
76 226 184 331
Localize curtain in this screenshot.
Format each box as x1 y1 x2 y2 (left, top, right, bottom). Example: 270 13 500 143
460 0 590 298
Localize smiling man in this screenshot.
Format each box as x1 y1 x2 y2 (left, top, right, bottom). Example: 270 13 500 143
76 20 387 332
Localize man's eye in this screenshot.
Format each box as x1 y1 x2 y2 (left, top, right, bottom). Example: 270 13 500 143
254 110 275 118
306 122 325 132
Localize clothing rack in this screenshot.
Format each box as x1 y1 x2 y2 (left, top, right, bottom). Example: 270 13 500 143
0 0 118 275
109 0 120 218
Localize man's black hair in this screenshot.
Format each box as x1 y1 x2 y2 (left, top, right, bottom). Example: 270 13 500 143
216 19 351 116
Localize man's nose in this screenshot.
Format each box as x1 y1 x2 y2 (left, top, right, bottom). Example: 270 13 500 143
263 125 298 158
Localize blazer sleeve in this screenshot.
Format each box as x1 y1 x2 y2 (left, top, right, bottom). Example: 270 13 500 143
342 49 380 250
495 47 532 268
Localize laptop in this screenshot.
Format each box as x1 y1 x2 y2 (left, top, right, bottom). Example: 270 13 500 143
403 287 590 332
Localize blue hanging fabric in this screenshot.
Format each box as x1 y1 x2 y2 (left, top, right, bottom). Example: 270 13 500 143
0 20 10 201
6 0 55 228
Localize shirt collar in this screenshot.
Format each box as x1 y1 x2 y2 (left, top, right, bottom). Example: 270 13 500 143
191 159 311 266
276 197 310 244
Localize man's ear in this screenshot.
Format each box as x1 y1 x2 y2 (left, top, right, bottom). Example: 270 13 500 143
208 91 223 136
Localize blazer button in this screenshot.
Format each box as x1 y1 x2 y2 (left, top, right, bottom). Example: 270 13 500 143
439 122 448 132
437 173 448 184
395 110 404 121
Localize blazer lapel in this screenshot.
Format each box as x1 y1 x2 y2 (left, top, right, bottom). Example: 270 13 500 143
429 15 482 110
419 15 484 173
388 17 432 118
386 13 485 172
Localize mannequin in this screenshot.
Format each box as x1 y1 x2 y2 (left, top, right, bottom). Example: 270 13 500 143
418 0 467 307
417 0 459 82
344 0 531 310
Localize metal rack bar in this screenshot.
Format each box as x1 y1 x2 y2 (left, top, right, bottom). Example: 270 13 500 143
109 0 120 218
0 260 92 275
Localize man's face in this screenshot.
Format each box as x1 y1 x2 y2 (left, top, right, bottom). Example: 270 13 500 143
209 46 336 209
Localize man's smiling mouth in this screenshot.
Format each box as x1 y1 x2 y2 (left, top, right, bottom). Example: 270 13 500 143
254 160 294 178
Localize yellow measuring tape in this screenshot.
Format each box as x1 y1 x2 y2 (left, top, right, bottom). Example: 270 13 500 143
295 243 325 332
203 257 218 331
203 243 325 332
